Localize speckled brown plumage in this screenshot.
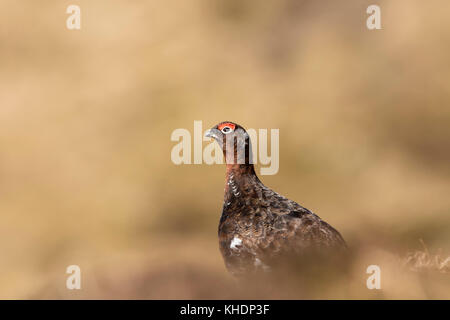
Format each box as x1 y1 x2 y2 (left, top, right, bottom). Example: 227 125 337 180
205 122 347 276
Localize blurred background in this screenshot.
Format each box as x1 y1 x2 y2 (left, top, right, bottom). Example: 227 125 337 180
0 0 449 299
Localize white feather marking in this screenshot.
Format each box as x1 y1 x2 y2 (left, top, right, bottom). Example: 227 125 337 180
227 175 241 198
230 237 242 250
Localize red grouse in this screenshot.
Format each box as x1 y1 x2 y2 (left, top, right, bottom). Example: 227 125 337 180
205 121 346 276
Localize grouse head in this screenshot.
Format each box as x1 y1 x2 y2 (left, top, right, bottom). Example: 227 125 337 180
205 121 253 167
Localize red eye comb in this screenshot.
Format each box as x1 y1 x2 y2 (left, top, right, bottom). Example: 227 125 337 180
218 122 236 131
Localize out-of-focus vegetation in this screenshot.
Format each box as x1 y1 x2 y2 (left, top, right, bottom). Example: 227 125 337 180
0 0 449 299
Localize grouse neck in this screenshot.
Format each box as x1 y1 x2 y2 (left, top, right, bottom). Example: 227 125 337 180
224 164 260 200
226 163 256 177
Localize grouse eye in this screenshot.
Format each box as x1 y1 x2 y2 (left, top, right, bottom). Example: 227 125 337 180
221 126 232 134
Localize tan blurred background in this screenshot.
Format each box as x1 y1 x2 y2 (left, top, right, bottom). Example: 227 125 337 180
0 0 449 299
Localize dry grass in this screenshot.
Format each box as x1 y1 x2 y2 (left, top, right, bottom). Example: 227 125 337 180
403 240 450 274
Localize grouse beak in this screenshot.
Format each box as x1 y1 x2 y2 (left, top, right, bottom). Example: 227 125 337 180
204 128 221 140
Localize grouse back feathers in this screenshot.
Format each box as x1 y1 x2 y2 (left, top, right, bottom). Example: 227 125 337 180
205 121 347 276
